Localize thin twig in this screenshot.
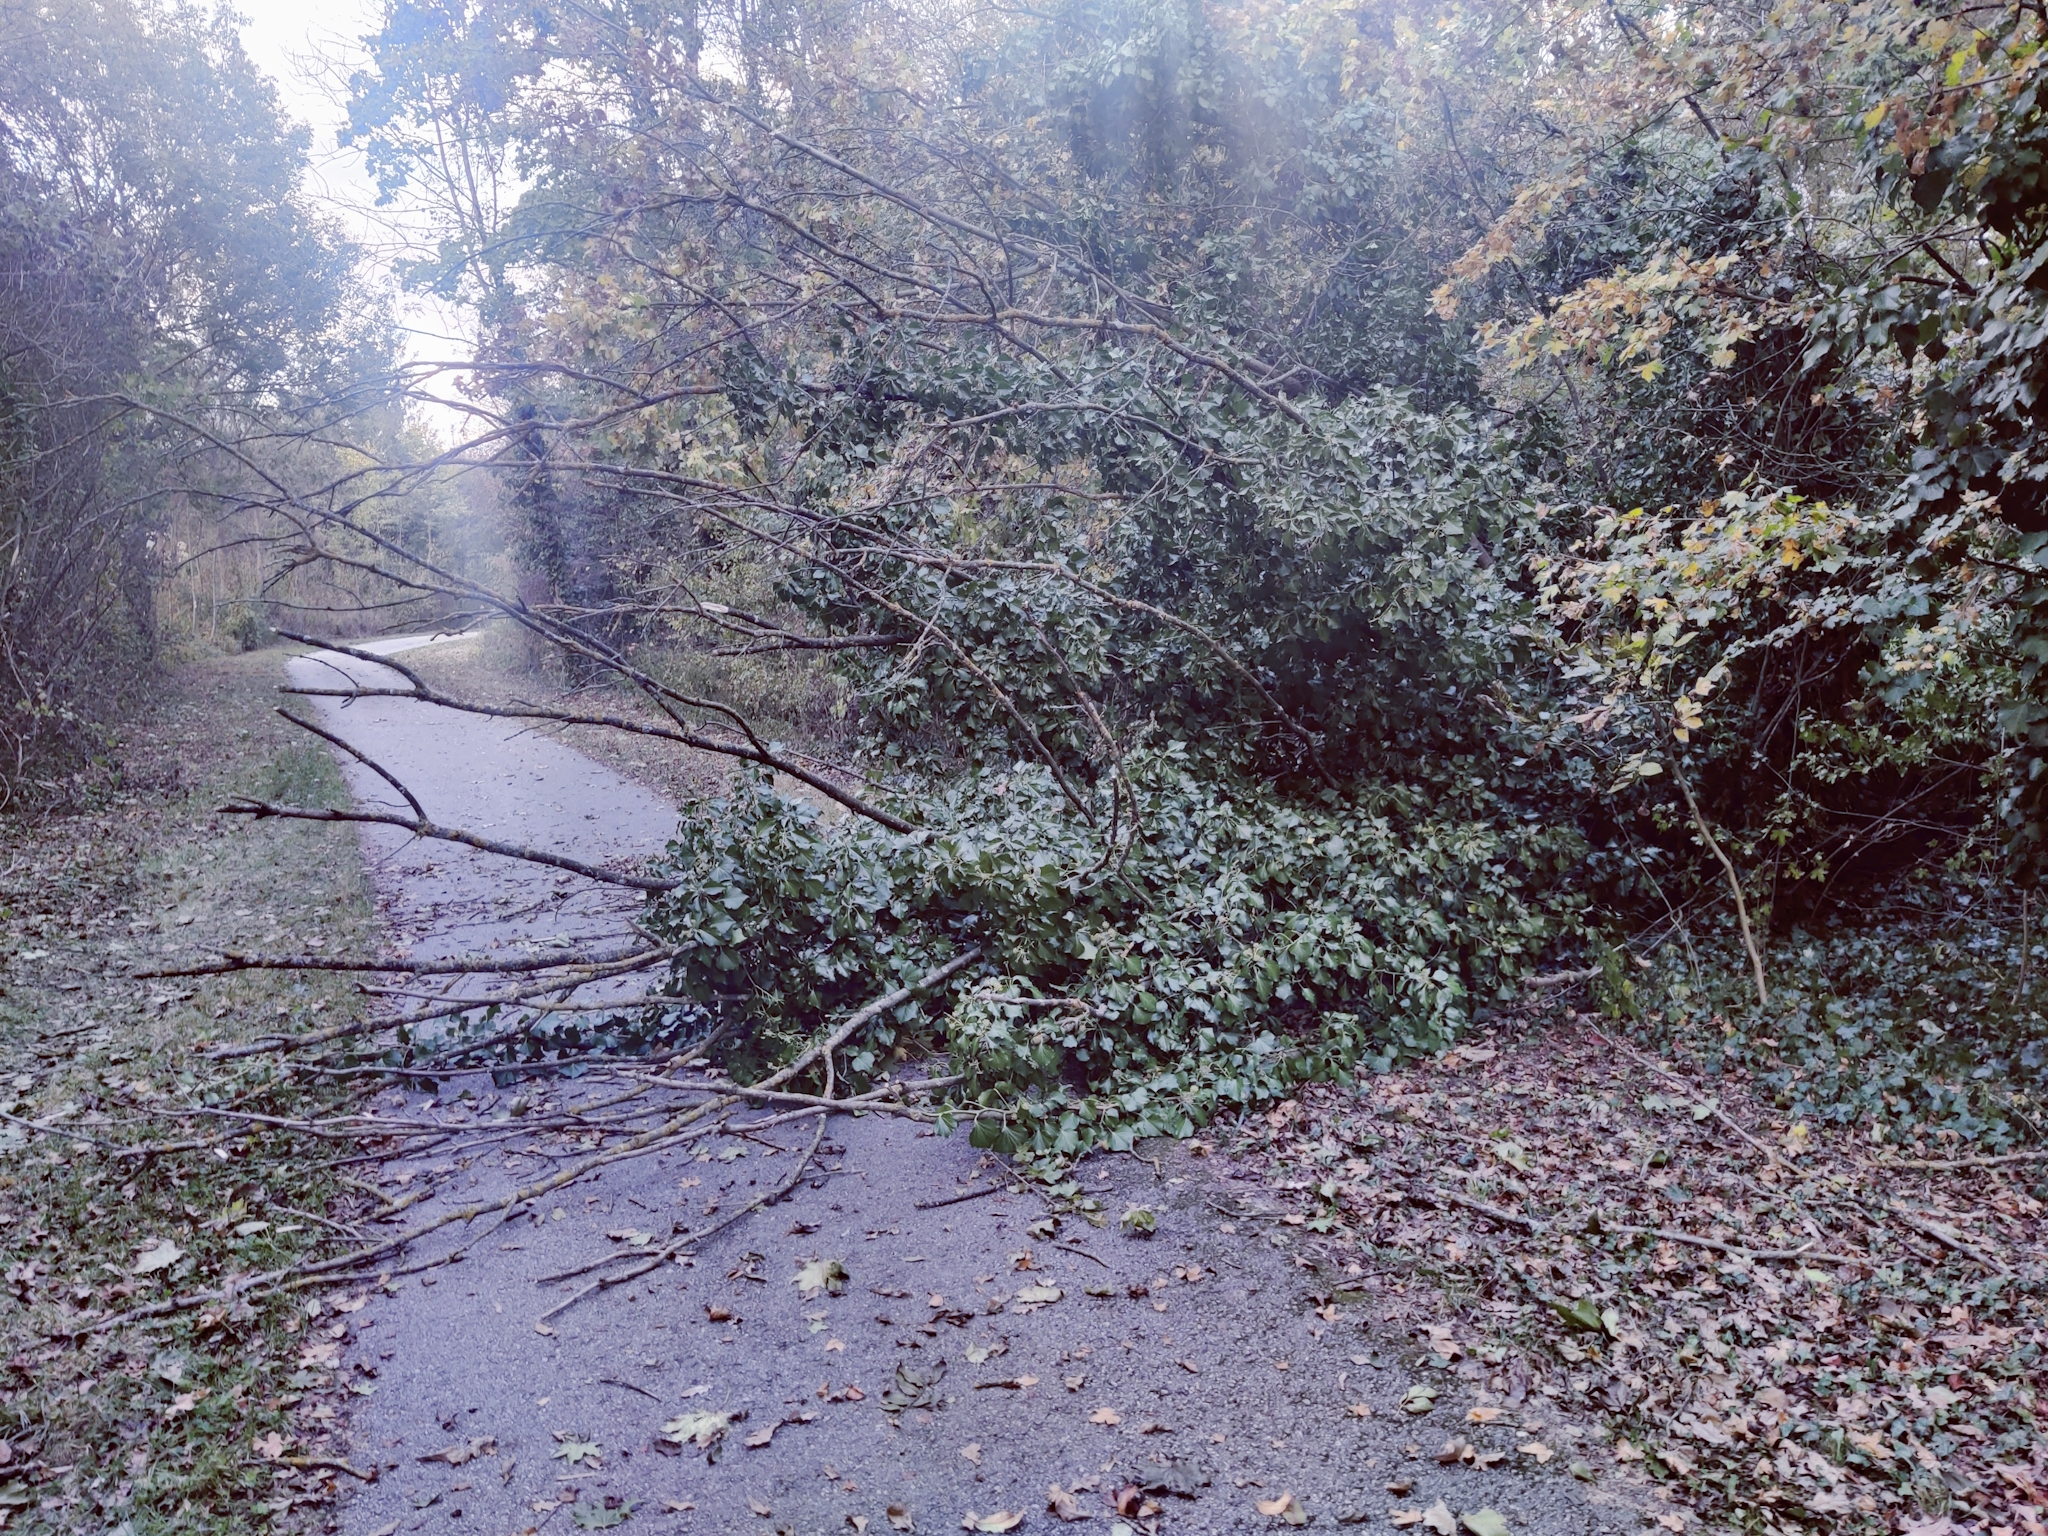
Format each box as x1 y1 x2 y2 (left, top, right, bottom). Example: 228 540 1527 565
914 1184 1005 1211
536 1112 829 1322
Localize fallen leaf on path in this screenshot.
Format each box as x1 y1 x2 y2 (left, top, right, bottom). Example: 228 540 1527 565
705 1305 733 1322
1063 1374 1085 1391
1401 1385 1437 1414
1613 1439 1644 1462
848 1519 868 1534
1088 1407 1121 1425
826 1338 846 1352
744 1424 776 1449
1014 1284 1062 1304
1466 1406 1502 1424
960 1443 981 1465
1346 1403 1373 1418
533 1321 556 1336
1517 1442 1552 1463
1390 1510 1423 1528
419 1437 496 1465
748 1497 772 1516
796 1258 850 1298
1421 1500 1456 1536
886 1507 914 1531
1178 1358 1199 1373
881 1359 946 1415
549 1436 601 1466
1255 1490 1307 1524
254 1432 287 1460
661 1411 736 1458
1461 1513 1510 1536
662 1501 694 1513
960 1513 1022 1533
1046 1486 1086 1521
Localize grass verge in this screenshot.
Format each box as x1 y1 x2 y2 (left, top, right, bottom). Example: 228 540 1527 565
0 647 379 1536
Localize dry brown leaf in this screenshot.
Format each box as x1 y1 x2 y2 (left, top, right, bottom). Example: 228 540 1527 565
960 1444 982 1466
1518 1441 1553 1463
749 1497 773 1517
1422 1499 1457 1536
1046 1484 1086 1522
418 1437 495 1465
1391 1510 1424 1529
1088 1407 1121 1425
1347 1403 1373 1419
960 1512 1023 1533
887 1508 914 1532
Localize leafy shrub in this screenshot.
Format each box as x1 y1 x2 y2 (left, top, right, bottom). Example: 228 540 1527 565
641 757 1582 1155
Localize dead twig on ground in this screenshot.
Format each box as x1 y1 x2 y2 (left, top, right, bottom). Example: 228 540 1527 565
536 1111 829 1322
1889 1203 2009 1274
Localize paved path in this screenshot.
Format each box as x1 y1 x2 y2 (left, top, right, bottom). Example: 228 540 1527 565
293 640 1630 1536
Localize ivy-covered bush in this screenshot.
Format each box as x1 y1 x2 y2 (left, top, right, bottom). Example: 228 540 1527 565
642 758 1582 1154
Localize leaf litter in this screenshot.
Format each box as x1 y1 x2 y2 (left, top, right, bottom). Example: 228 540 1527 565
1239 1009 2048 1535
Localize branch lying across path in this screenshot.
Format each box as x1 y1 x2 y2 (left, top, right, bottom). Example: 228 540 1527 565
275 628 913 833
536 1112 829 1322
66 950 986 1338
144 943 666 980
217 797 681 891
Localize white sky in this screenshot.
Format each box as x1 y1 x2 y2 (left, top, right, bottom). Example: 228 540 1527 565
234 0 475 439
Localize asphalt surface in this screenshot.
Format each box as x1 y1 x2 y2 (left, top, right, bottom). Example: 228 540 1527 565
295 639 1644 1536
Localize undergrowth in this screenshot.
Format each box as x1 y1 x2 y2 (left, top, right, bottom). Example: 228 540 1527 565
1582 874 2048 1153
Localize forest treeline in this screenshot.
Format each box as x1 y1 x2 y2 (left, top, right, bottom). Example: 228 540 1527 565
10 0 2048 1149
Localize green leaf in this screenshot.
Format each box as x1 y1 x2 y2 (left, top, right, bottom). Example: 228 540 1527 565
1551 1297 1604 1332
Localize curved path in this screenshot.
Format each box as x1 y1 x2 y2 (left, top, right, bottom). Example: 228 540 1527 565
290 639 1624 1536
